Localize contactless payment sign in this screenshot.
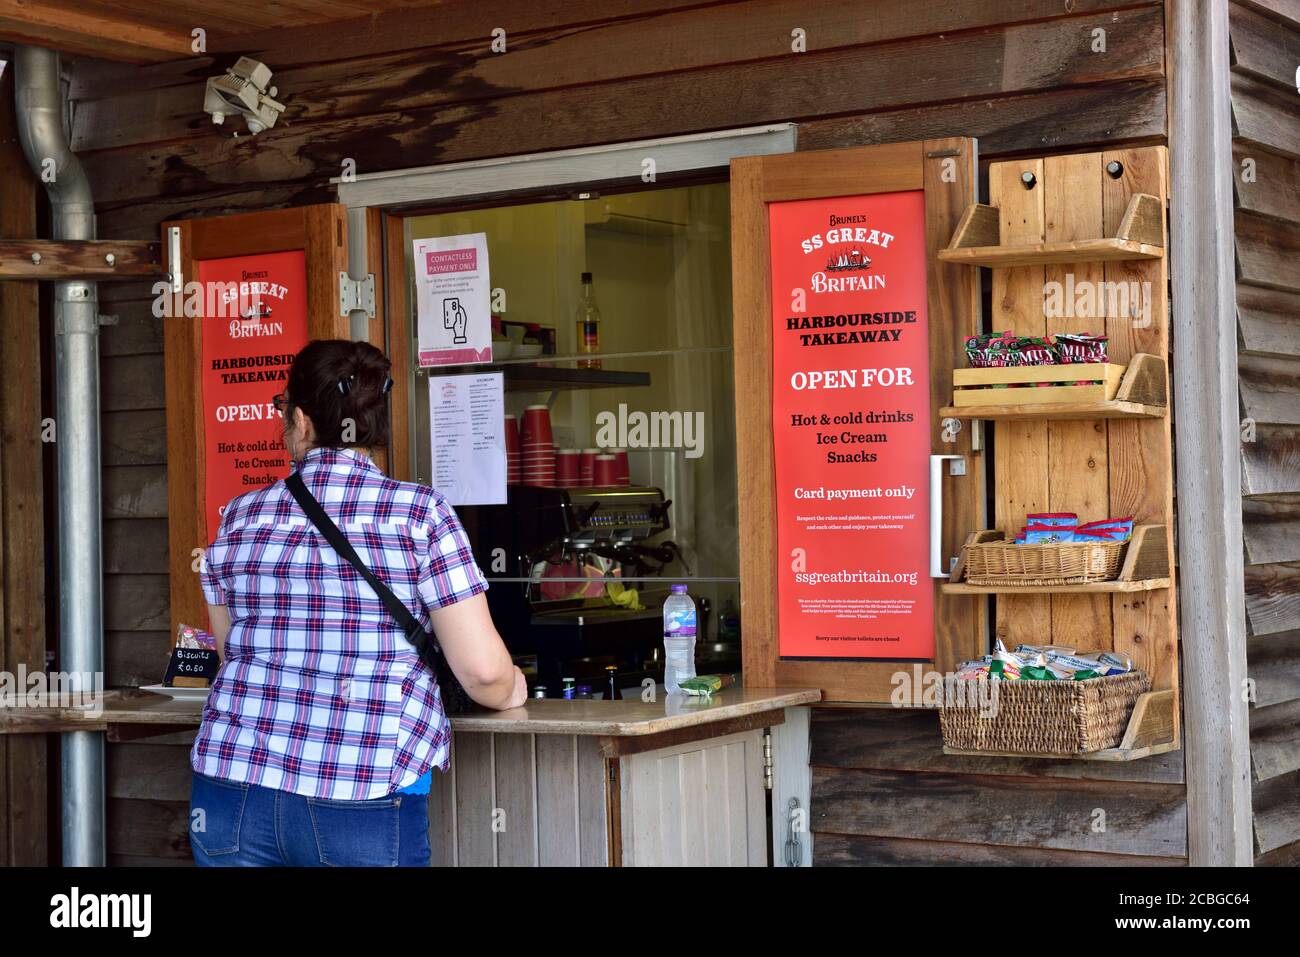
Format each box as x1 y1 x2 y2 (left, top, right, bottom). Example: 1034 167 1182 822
767 191 934 660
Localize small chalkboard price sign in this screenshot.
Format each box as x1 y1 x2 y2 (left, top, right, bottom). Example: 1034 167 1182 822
164 624 220 689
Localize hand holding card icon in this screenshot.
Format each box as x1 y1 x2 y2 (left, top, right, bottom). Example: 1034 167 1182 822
443 297 469 343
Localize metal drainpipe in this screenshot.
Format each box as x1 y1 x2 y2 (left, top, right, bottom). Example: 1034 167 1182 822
14 45 104 866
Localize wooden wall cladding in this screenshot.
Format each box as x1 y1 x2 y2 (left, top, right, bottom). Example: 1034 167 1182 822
1229 0 1300 866
809 710 1186 865
0 67 47 866
67 0 1172 864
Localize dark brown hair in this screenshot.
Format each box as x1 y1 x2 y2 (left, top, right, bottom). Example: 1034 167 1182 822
286 339 391 449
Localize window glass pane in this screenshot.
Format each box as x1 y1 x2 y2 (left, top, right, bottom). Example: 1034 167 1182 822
401 184 739 650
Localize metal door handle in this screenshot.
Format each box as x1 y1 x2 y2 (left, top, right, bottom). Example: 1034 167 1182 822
930 454 966 578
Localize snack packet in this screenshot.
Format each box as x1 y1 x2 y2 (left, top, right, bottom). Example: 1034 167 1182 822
1053 333 1109 364
1015 644 1078 656
1078 518 1134 542
1026 512 1078 529
676 674 734 697
1024 524 1074 545
1020 665 1057 680
1045 651 1104 677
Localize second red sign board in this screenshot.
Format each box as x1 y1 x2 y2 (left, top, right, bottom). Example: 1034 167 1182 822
768 190 934 661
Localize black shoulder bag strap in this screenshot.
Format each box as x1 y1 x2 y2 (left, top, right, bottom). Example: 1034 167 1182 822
284 471 472 712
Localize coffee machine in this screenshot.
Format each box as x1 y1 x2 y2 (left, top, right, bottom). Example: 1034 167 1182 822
465 485 685 693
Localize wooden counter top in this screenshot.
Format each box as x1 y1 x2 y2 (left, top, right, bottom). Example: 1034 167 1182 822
0 686 821 741
448 686 821 735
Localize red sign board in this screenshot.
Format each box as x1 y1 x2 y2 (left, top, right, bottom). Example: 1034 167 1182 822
197 251 309 540
767 191 934 660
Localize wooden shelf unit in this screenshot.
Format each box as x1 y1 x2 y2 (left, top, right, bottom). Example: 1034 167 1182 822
943 689 1179 762
943 523 1170 595
937 191 1164 268
932 148 1178 760
940 353 1168 421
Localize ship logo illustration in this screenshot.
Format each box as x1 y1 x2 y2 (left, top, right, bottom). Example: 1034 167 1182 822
825 247 872 273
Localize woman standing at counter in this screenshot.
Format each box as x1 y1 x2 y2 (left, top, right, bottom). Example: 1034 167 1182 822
190 339 527 867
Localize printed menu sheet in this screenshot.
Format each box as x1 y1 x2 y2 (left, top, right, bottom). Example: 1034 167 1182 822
767 190 934 661
428 372 506 506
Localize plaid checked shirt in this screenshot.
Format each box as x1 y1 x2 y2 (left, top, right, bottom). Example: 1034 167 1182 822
194 446 487 800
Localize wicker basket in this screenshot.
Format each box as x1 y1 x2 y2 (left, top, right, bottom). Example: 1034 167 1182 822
939 671 1150 755
963 537 1126 586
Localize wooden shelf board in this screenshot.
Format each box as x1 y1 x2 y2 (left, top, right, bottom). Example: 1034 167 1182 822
436 363 651 392
937 237 1163 268
942 740 1179 762
939 400 1166 421
941 577 1170 595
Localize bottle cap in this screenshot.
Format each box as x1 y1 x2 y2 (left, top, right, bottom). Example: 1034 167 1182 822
671 584 688 594
581 271 593 282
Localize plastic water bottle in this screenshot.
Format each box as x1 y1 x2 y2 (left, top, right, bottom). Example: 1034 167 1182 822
663 584 698 694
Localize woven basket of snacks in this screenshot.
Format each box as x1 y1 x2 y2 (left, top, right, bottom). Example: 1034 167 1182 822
939 644 1149 754
963 537 1126 586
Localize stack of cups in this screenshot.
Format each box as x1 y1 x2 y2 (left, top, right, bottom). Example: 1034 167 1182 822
579 448 600 487
555 449 580 488
504 415 521 485
520 405 556 486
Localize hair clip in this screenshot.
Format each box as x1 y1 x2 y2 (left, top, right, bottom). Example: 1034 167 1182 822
382 376 393 394
337 375 354 396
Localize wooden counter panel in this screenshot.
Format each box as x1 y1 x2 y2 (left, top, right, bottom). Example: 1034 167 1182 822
0 686 820 739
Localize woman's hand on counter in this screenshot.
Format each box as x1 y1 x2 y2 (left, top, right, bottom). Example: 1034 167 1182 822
429 593 528 711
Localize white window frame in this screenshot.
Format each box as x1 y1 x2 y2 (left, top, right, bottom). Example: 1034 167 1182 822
333 124 797 337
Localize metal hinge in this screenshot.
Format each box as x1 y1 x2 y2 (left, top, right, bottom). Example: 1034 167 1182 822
339 272 376 319
762 729 773 790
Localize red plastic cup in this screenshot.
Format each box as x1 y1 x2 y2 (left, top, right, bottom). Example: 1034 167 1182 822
520 404 553 447
593 454 617 487
504 415 519 453
579 448 598 486
556 449 579 486
610 448 630 486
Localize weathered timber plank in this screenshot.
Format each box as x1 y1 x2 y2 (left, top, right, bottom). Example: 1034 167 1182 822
107 743 193 801
102 354 165 412
1237 285 1300 358
1249 697 1300 780
1232 73 1300 159
103 409 167 467
1241 426 1300 496
809 708 1184 784
1243 496 1300 564
104 518 169 574
1248 629 1300 706
1233 143 1300 225
1244 561 1300 636
72 0 1165 154
1239 353 1300 425
814 832 1184 866
104 574 170 632
1252 767 1300 853
811 766 1187 856
79 9 1166 204
106 630 171 688
107 798 191 860
1230 1 1300 92
103 465 169 520
1236 211 1300 293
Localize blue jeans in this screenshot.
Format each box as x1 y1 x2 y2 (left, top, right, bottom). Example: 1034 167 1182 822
189 771 431 867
